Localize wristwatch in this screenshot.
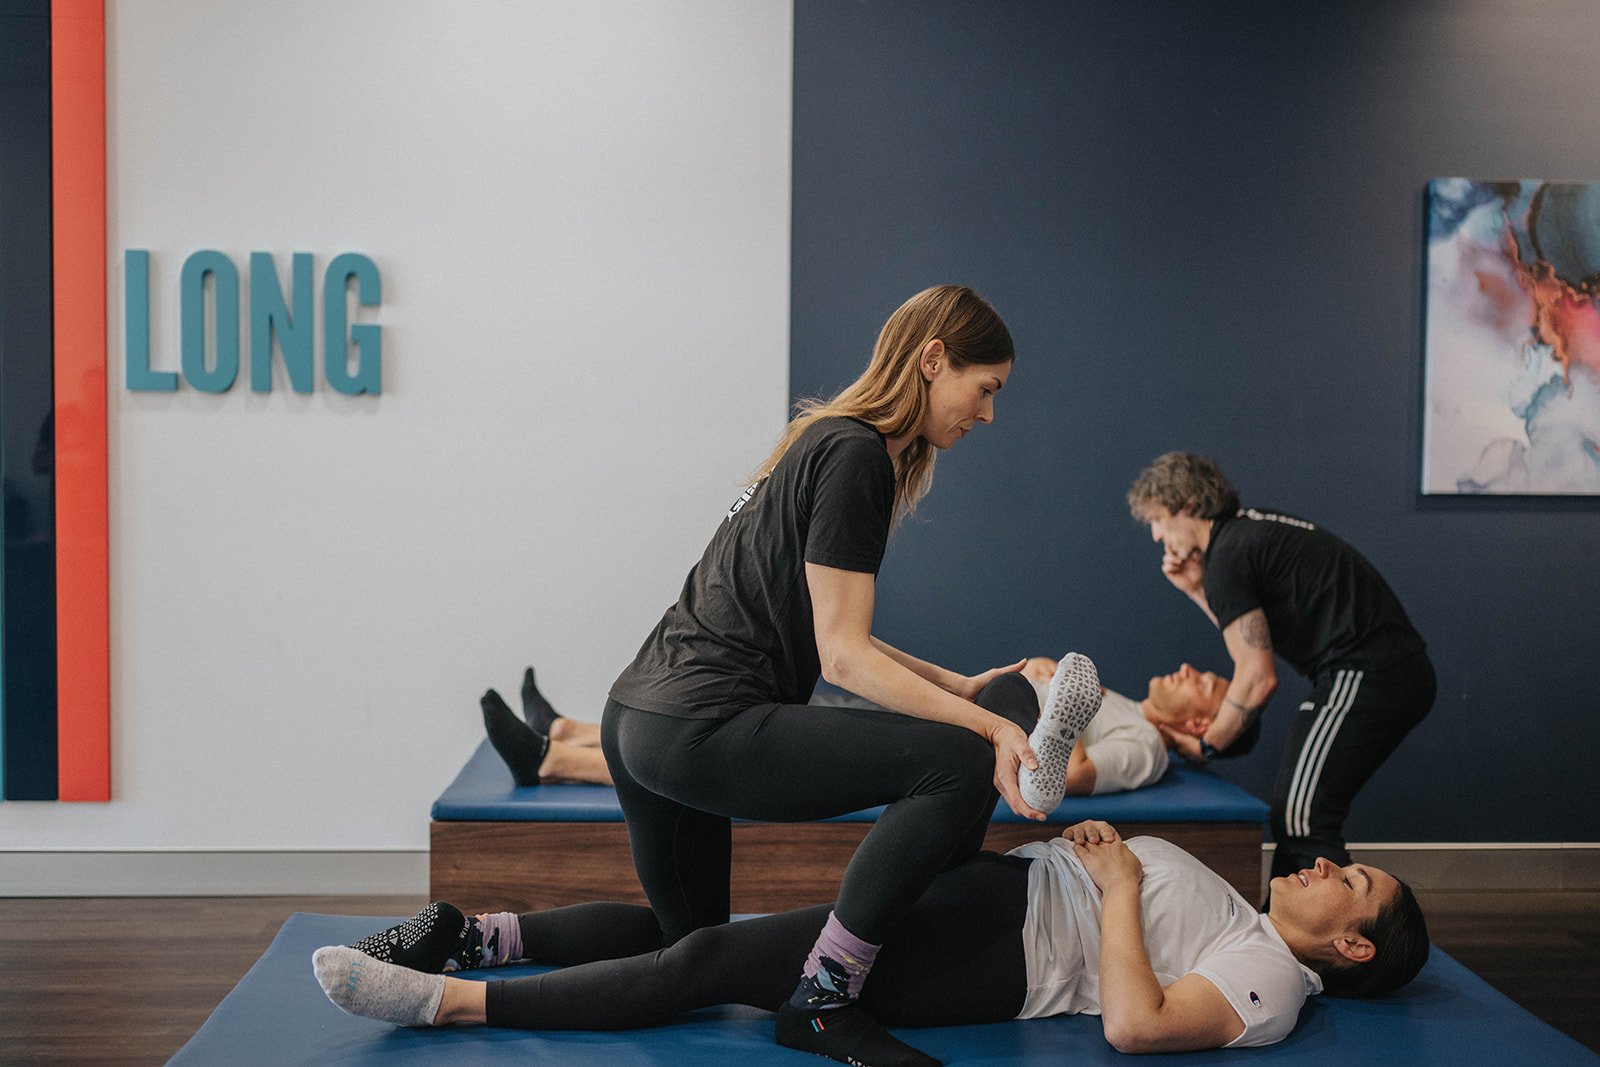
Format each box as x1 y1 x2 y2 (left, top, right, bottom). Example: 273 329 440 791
1197 738 1220 762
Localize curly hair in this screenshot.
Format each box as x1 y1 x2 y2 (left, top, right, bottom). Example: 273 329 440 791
1126 452 1240 522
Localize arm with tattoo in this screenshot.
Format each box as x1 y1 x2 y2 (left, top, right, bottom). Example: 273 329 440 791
1205 609 1277 754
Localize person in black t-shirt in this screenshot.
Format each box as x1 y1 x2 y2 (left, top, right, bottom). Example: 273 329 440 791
1127 453 1436 885
602 285 1061 1067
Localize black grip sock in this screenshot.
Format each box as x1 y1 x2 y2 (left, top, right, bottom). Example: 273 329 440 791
775 1001 940 1067
347 902 485 973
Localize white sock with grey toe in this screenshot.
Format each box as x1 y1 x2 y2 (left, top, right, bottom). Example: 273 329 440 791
1018 652 1103 813
313 945 445 1027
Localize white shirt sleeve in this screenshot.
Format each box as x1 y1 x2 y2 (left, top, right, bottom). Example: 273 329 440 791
1080 692 1169 794
1190 945 1310 1047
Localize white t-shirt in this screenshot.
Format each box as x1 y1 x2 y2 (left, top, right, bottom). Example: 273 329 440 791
1028 683 1168 794
1009 836 1322 1048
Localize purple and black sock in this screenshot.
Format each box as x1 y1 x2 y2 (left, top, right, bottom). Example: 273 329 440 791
775 912 939 1066
348 902 483 973
473 910 524 967
790 911 879 1007
349 904 525 973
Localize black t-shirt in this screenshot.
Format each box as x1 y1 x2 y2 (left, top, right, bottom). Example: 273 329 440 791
1203 508 1426 678
609 416 896 718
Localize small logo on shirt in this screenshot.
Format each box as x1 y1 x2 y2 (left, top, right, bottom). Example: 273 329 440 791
1226 896 1237 918
725 479 763 521
1250 991 1262 1007
1239 507 1316 532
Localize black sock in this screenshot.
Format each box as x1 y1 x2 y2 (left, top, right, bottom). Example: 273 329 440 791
482 688 549 787
775 1001 940 1067
347 902 485 973
520 666 562 736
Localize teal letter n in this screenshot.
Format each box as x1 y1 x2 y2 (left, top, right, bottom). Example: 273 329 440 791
250 252 314 393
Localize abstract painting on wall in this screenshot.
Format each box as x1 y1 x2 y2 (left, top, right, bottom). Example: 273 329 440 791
1423 178 1600 494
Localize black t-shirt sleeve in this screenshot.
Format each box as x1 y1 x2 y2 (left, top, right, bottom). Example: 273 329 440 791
1204 535 1262 633
802 431 894 573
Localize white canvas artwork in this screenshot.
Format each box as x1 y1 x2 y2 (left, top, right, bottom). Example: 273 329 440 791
1422 178 1600 494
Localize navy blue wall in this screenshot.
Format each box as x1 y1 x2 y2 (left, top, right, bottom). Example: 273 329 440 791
1 0 60 799
791 0 1599 842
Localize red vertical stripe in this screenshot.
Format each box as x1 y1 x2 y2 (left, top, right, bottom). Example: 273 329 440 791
52 0 110 802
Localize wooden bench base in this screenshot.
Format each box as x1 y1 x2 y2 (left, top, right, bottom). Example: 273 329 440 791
431 820 1263 914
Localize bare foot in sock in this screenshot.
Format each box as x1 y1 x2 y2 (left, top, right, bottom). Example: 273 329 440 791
1018 652 1102 813
482 688 550 787
314 946 445 1027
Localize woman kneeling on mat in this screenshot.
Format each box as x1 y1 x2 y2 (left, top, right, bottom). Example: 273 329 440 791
315 821 1430 1056
595 285 1101 1066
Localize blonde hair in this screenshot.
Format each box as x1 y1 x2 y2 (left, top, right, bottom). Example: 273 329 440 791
755 286 1013 521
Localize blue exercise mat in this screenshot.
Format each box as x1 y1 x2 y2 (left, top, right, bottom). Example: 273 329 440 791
432 740 1270 824
172 912 1597 1065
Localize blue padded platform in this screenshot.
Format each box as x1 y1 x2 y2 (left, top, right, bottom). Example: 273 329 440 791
172 912 1598 1065
432 739 1270 824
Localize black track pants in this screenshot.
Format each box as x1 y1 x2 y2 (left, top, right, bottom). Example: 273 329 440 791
601 672 1039 944
1269 650 1436 879
485 850 1032 1030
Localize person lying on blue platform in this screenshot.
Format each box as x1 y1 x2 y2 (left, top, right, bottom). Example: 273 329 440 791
479 658 1231 798
1019 656 1232 796
313 819 1429 1063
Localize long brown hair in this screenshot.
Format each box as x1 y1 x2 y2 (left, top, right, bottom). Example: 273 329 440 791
755 286 1013 521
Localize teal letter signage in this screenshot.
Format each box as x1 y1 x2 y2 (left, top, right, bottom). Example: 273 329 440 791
124 250 382 395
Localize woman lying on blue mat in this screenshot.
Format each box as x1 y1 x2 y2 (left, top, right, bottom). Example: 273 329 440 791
313 819 1429 1062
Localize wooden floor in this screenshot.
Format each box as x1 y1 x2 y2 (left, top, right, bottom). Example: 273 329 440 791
0 890 1595 1065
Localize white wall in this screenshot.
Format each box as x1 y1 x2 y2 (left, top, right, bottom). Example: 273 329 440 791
0 0 792 885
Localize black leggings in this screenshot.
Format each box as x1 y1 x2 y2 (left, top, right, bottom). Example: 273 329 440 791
601 672 1039 944
485 850 1032 1030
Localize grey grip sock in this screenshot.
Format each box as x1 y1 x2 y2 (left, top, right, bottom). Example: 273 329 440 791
313 945 445 1027
1018 652 1103 813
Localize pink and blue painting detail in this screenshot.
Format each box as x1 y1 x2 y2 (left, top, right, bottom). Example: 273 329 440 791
1424 178 1600 494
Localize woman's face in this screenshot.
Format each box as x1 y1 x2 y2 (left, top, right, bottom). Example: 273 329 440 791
920 349 1011 449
